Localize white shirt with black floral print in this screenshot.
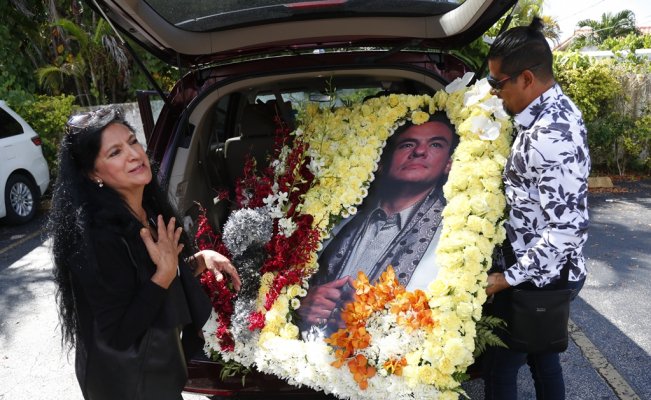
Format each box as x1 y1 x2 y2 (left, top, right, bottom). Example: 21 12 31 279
503 84 590 287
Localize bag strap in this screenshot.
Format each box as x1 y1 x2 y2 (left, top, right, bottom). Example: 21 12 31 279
558 256 571 288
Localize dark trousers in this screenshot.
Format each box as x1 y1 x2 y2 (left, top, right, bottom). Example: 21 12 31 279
482 277 585 400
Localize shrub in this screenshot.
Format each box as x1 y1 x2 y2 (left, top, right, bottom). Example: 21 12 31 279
7 93 75 177
554 53 622 122
554 51 651 174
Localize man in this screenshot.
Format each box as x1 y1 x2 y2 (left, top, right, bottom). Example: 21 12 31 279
483 18 590 400
298 111 458 334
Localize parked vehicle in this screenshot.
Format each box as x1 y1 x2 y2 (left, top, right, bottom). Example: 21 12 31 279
87 0 516 396
0 101 50 224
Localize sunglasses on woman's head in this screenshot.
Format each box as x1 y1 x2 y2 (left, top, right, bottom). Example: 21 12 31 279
67 107 123 130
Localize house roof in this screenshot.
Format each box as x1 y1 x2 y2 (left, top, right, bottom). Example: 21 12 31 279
554 26 651 51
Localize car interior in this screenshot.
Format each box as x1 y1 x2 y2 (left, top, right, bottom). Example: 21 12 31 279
165 68 448 231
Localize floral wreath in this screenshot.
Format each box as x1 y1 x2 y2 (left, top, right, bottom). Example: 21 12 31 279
196 73 513 400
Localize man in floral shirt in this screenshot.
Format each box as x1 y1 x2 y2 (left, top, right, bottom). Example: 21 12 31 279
483 18 590 400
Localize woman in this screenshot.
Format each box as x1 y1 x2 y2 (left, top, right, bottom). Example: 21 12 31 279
49 106 240 400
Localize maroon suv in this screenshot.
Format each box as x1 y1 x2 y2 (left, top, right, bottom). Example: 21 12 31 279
88 0 516 396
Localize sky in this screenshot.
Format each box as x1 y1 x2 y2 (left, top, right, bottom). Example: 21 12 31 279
543 0 651 42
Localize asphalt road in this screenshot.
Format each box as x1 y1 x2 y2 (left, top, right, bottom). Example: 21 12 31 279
1 179 650 400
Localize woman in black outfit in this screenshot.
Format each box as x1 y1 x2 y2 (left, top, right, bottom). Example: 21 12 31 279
49 106 240 400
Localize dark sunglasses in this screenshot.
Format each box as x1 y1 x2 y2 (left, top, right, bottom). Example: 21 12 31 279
487 63 543 92
487 75 513 91
67 107 123 130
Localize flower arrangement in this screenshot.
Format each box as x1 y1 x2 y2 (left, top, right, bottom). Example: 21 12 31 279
198 73 513 399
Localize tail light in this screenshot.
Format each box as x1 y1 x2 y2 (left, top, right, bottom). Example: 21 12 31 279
31 136 43 146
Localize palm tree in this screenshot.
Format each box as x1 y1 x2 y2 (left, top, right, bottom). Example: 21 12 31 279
541 15 561 46
485 0 560 44
577 10 639 45
37 17 130 106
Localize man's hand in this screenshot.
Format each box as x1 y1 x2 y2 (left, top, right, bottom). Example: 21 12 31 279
298 277 354 329
486 272 510 296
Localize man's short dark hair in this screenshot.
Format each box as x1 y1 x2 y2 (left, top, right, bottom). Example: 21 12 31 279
488 17 553 81
390 111 459 155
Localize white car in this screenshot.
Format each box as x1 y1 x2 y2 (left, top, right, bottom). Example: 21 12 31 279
0 100 50 224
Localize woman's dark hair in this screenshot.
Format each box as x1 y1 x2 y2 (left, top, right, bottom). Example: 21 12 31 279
488 17 554 81
49 106 195 349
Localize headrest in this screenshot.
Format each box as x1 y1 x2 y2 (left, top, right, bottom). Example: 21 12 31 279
239 101 291 137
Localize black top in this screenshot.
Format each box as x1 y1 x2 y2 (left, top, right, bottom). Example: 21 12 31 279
73 225 188 350
70 212 211 399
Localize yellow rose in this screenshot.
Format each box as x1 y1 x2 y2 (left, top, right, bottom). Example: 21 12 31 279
465 215 484 233
388 94 399 107
443 338 472 366
429 296 455 311
457 271 480 292
411 110 430 125
480 176 502 193
480 218 497 239
455 301 474 319
437 357 456 376
444 215 467 232
435 250 465 270
279 323 299 339
462 246 482 269
416 364 438 385
286 284 301 298
427 279 451 297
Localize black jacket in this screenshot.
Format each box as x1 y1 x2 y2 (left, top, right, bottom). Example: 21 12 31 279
72 218 211 400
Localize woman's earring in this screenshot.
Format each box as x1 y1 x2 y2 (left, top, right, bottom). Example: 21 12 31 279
96 179 104 188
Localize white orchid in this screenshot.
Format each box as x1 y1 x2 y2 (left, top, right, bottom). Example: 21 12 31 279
278 217 297 237
469 114 502 140
445 71 475 94
463 78 492 107
478 96 510 121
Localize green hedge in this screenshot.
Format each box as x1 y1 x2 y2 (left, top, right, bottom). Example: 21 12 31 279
7 93 75 178
554 52 651 174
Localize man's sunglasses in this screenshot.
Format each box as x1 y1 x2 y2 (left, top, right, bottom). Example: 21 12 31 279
67 106 123 130
487 75 513 92
487 63 542 92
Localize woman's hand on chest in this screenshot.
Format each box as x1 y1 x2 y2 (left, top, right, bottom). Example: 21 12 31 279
140 215 183 289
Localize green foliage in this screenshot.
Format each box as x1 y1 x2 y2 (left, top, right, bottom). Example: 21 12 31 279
601 33 651 52
554 50 651 174
7 94 76 175
554 53 622 122
454 37 491 72
129 43 178 93
589 111 651 174
485 0 543 38
577 10 639 45
0 7 41 96
473 315 507 358
208 349 251 386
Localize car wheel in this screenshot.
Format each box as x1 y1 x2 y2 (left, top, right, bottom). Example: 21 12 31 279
4 173 39 224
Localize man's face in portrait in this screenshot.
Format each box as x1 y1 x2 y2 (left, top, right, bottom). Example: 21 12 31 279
385 121 453 187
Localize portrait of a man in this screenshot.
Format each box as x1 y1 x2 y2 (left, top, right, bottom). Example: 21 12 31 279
298 111 459 334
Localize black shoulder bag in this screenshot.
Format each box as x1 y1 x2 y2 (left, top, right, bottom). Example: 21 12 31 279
490 241 573 354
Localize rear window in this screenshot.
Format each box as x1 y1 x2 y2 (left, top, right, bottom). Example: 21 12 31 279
144 0 460 32
0 108 24 139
